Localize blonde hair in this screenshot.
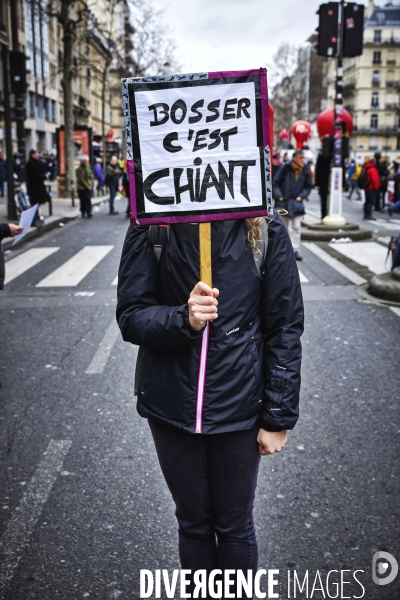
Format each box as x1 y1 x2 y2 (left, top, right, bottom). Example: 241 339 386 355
246 216 271 253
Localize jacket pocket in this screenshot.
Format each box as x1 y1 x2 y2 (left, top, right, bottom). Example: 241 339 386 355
265 366 286 409
248 335 262 399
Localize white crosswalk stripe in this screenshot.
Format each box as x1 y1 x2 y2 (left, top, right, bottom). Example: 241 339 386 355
329 241 388 275
374 218 400 230
4 247 60 285
111 275 118 286
298 269 309 283
303 242 367 285
86 318 121 374
36 245 114 287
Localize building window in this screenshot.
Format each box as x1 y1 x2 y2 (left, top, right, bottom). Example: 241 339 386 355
37 95 43 119
370 136 378 149
374 30 381 43
28 92 35 118
371 93 379 108
51 100 57 123
372 71 380 87
376 12 385 25
371 114 378 129
373 51 381 64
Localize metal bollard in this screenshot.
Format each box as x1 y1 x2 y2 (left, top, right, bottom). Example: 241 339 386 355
70 180 75 207
48 184 53 216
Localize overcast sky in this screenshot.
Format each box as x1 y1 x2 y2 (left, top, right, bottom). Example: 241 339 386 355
152 0 378 78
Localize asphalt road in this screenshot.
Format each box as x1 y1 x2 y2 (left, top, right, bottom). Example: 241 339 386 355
0 197 399 600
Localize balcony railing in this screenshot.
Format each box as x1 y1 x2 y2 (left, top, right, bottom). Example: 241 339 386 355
343 83 355 93
353 126 400 135
385 103 400 110
344 104 355 112
387 60 396 65
371 103 380 109
365 38 400 46
372 81 380 87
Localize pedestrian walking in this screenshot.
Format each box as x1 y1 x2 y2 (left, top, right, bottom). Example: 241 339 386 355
26 149 50 226
93 158 105 196
273 149 312 260
122 166 130 218
271 152 282 181
76 156 94 218
376 158 389 212
117 212 304 596
347 160 361 200
315 151 331 219
0 152 6 197
0 222 23 290
105 156 120 215
363 158 381 221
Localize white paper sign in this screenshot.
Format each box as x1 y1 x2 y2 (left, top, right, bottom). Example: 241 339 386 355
12 203 39 245
122 70 270 224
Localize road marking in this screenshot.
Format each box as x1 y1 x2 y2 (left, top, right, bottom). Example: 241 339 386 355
4 247 60 285
36 245 114 287
305 208 321 221
0 439 72 593
111 275 118 286
303 242 367 285
389 306 400 317
374 218 400 230
86 318 121 374
298 269 309 283
329 241 389 275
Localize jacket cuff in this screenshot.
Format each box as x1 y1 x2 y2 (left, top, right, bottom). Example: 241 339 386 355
182 305 206 337
258 421 287 433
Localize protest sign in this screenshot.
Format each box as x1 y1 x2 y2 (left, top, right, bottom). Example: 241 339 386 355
121 69 272 225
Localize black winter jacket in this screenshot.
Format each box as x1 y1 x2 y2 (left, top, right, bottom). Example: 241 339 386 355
26 158 49 205
273 163 313 211
116 211 304 435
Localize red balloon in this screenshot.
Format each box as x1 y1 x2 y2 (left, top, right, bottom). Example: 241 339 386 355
291 120 312 149
316 107 353 138
279 128 290 141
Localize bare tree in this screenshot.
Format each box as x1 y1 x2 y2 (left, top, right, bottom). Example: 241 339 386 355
128 0 180 76
47 0 82 193
269 43 307 147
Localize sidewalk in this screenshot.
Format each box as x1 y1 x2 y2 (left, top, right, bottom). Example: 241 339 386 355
0 183 109 250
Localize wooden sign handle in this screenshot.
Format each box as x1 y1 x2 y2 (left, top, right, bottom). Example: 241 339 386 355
199 222 212 287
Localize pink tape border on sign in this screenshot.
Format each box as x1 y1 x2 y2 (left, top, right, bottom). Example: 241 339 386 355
128 68 269 225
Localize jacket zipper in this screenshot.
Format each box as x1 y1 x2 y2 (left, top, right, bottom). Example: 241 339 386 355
195 322 210 434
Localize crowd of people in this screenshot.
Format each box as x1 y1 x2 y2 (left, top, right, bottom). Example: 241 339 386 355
270 148 400 263
0 149 131 225
76 155 130 219
344 152 400 220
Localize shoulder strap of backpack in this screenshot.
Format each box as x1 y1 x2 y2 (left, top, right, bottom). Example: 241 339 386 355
148 224 169 264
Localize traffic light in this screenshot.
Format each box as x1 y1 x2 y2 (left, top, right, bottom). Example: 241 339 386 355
342 3 364 57
317 3 339 57
9 51 27 94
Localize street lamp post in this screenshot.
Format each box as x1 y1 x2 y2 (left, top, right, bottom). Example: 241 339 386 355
323 0 347 227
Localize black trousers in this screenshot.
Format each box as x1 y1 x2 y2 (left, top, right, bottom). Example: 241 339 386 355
148 419 261 598
78 189 92 216
320 193 328 219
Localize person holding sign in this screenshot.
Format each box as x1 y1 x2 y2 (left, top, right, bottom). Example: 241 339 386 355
117 215 304 593
117 69 304 597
